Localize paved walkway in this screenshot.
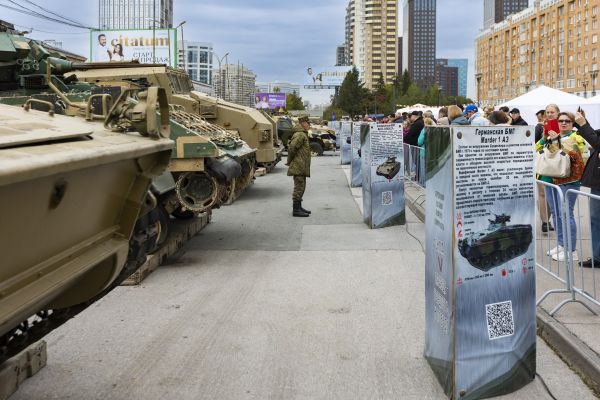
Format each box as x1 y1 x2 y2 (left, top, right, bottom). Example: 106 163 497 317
12 156 596 399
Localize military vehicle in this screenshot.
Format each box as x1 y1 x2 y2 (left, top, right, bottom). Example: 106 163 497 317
376 156 401 179
65 65 281 171
458 214 533 271
0 29 253 225
0 90 173 362
277 116 336 156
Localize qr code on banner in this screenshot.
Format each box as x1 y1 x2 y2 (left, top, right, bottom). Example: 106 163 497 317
486 301 515 340
382 191 392 206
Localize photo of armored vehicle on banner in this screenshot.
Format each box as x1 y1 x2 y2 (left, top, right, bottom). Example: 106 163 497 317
272 115 336 156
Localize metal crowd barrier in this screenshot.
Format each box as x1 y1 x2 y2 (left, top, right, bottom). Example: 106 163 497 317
536 181 599 316
403 143 425 188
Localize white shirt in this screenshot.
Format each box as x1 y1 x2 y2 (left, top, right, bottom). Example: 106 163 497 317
96 44 112 62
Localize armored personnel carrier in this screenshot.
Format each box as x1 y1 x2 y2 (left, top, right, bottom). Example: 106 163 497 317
0 90 173 362
66 65 281 171
0 30 252 223
458 214 533 271
376 156 401 179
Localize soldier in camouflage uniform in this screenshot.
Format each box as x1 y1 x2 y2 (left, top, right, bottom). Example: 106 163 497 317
287 115 312 217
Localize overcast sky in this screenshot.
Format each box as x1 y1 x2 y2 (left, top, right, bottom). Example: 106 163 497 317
3 0 492 98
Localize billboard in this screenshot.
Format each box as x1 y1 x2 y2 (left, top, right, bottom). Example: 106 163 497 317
90 29 177 67
303 66 352 89
255 93 286 109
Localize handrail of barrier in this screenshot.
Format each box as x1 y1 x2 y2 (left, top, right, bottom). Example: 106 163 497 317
558 188 600 316
403 143 425 188
536 180 571 314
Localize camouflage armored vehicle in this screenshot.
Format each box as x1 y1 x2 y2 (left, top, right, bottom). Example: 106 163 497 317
458 214 533 271
66 65 281 171
281 116 336 156
0 91 173 362
376 156 401 179
0 29 253 223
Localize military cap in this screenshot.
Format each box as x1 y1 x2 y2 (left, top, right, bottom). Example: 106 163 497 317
298 115 310 124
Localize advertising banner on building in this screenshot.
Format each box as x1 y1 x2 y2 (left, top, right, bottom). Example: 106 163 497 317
90 29 177 67
424 126 536 399
351 123 363 187
340 121 352 165
360 123 405 229
254 93 286 110
303 66 352 89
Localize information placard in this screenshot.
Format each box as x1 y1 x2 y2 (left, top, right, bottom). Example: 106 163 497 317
340 122 352 165
330 121 342 149
360 123 405 229
351 123 363 187
424 126 536 399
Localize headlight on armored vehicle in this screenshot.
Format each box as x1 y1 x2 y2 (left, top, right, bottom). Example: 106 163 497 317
260 129 271 142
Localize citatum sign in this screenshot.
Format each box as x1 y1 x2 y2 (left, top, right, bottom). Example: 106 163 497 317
90 29 177 67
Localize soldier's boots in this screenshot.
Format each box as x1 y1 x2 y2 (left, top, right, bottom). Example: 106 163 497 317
299 201 311 214
293 201 309 217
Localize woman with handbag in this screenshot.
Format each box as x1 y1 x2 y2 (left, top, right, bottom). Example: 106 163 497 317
536 111 586 261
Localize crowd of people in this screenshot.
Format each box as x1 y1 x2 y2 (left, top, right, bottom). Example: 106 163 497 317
368 102 599 268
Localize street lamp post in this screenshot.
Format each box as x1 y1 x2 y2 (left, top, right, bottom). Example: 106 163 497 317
591 70 599 97
437 87 442 107
176 21 186 70
213 51 229 99
583 79 589 98
475 73 482 106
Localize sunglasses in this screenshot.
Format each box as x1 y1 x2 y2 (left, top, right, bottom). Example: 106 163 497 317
558 119 572 124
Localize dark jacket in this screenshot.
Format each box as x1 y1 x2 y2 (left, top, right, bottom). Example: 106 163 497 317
512 116 528 126
405 117 424 146
535 123 544 143
576 122 600 189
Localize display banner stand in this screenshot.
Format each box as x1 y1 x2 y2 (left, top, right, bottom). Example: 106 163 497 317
360 123 405 229
331 121 342 149
424 126 536 399
351 122 362 187
340 121 352 165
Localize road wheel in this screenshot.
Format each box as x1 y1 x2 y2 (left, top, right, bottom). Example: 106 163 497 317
310 141 324 156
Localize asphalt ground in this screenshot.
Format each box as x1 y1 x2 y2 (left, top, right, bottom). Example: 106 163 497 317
11 155 597 400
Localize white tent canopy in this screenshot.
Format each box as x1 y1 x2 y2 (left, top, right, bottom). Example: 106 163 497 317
501 85 600 128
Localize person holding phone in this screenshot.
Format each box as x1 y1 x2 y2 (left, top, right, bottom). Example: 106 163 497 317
537 110 586 261
574 111 600 267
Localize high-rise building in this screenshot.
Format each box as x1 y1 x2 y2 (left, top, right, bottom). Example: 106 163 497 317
483 0 528 28
446 58 468 98
483 0 495 29
346 0 398 88
336 45 348 66
476 0 600 104
435 59 458 98
99 0 173 30
495 0 529 23
212 64 256 107
177 41 213 86
402 0 436 91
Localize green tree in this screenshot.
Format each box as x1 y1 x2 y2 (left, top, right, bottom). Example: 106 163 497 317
286 92 305 110
337 66 368 116
273 87 281 93
401 69 412 95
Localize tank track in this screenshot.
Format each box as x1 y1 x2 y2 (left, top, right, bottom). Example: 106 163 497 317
0 213 157 364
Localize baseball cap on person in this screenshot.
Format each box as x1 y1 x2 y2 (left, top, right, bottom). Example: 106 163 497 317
463 104 478 115
410 111 420 116
509 108 520 114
